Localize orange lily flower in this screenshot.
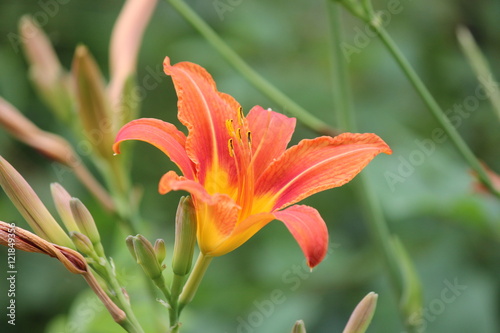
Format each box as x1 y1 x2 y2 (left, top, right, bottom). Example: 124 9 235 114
114 57 392 268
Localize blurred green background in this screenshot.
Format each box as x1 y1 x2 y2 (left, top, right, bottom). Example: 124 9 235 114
0 0 499 332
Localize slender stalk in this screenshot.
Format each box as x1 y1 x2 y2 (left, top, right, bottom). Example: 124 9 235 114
327 2 355 131
165 0 338 136
178 253 213 312
327 3 416 332
97 258 145 333
456 26 500 122
100 157 140 235
366 15 500 198
166 274 185 332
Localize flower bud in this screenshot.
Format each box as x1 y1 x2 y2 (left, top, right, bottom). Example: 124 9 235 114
342 292 378 333
0 97 78 167
0 156 73 249
72 45 114 160
133 235 163 281
70 198 100 245
70 231 95 257
125 235 137 261
51 183 80 233
172 196 197 276
19 16 73 122
154 239 167 266
109 0 157 129
291 320 306 333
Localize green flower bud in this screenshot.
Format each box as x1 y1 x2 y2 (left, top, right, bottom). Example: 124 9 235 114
133 235 163 281
154 239 166 266
125 235 137 261
0 156 73 248
172 196 197 276
51 183 80 233
291 320 306 333
70 231 95 257
70 198 100 245
72 45 114 160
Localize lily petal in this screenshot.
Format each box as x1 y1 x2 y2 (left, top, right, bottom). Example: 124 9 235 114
273 205 328 268
257 133 392 210
159 170 212 202
247 106 296 176
208 212 275 257
159 171 241 254
163 57 240 184
113 118 195 179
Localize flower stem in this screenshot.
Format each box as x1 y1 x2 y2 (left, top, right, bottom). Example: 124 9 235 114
364 11 500 198
177 253 213 313
327 3 419 332
165 0 338 136
457 26 500 122
102 259 145 333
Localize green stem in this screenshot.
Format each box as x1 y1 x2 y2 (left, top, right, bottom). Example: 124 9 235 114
101 259 145 333
165 0 338 136
327 3 416 332
166 274 185 332
457 26 500 122
177 253 213 312
327 2 355 131
101 157 141 235
366 13 500 198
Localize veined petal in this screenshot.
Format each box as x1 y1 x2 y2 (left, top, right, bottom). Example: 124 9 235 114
163 57 240 185
159 170 211 201
207 212 274 257
246 106 296 176
159 171 241 254
257 133 392 210
273 205 328 268
113 118 195 179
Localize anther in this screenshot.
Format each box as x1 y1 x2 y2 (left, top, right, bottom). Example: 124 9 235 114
237 107 244 125
228 138 235 157
237 128 242 141
247 131 252 147
225 119 235 136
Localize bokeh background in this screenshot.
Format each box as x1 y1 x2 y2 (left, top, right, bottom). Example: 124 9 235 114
0 0 499 332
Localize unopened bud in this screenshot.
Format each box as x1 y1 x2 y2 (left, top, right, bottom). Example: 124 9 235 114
51 183 79 233
172 196 197 276
0 97 78 167
291 320 306 333
342 292 378 333
19 16 73 121
70 232 95 257
70 198 100 245
125 235 137 261
154 239 166 266
109 0 157 129
0 156 73 248
133 235 163 281
72 45 114 160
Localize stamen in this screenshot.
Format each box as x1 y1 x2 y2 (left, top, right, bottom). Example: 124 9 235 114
228 138 234 157
237 128 242 141
237 107 244 125
225 119 235 136
247 131 252 147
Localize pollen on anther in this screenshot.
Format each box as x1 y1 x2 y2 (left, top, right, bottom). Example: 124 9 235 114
237 107 244 125
225 119 235 136
228 138 235 157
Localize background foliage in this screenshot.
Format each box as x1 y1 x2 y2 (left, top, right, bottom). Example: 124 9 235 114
0 0 499 332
